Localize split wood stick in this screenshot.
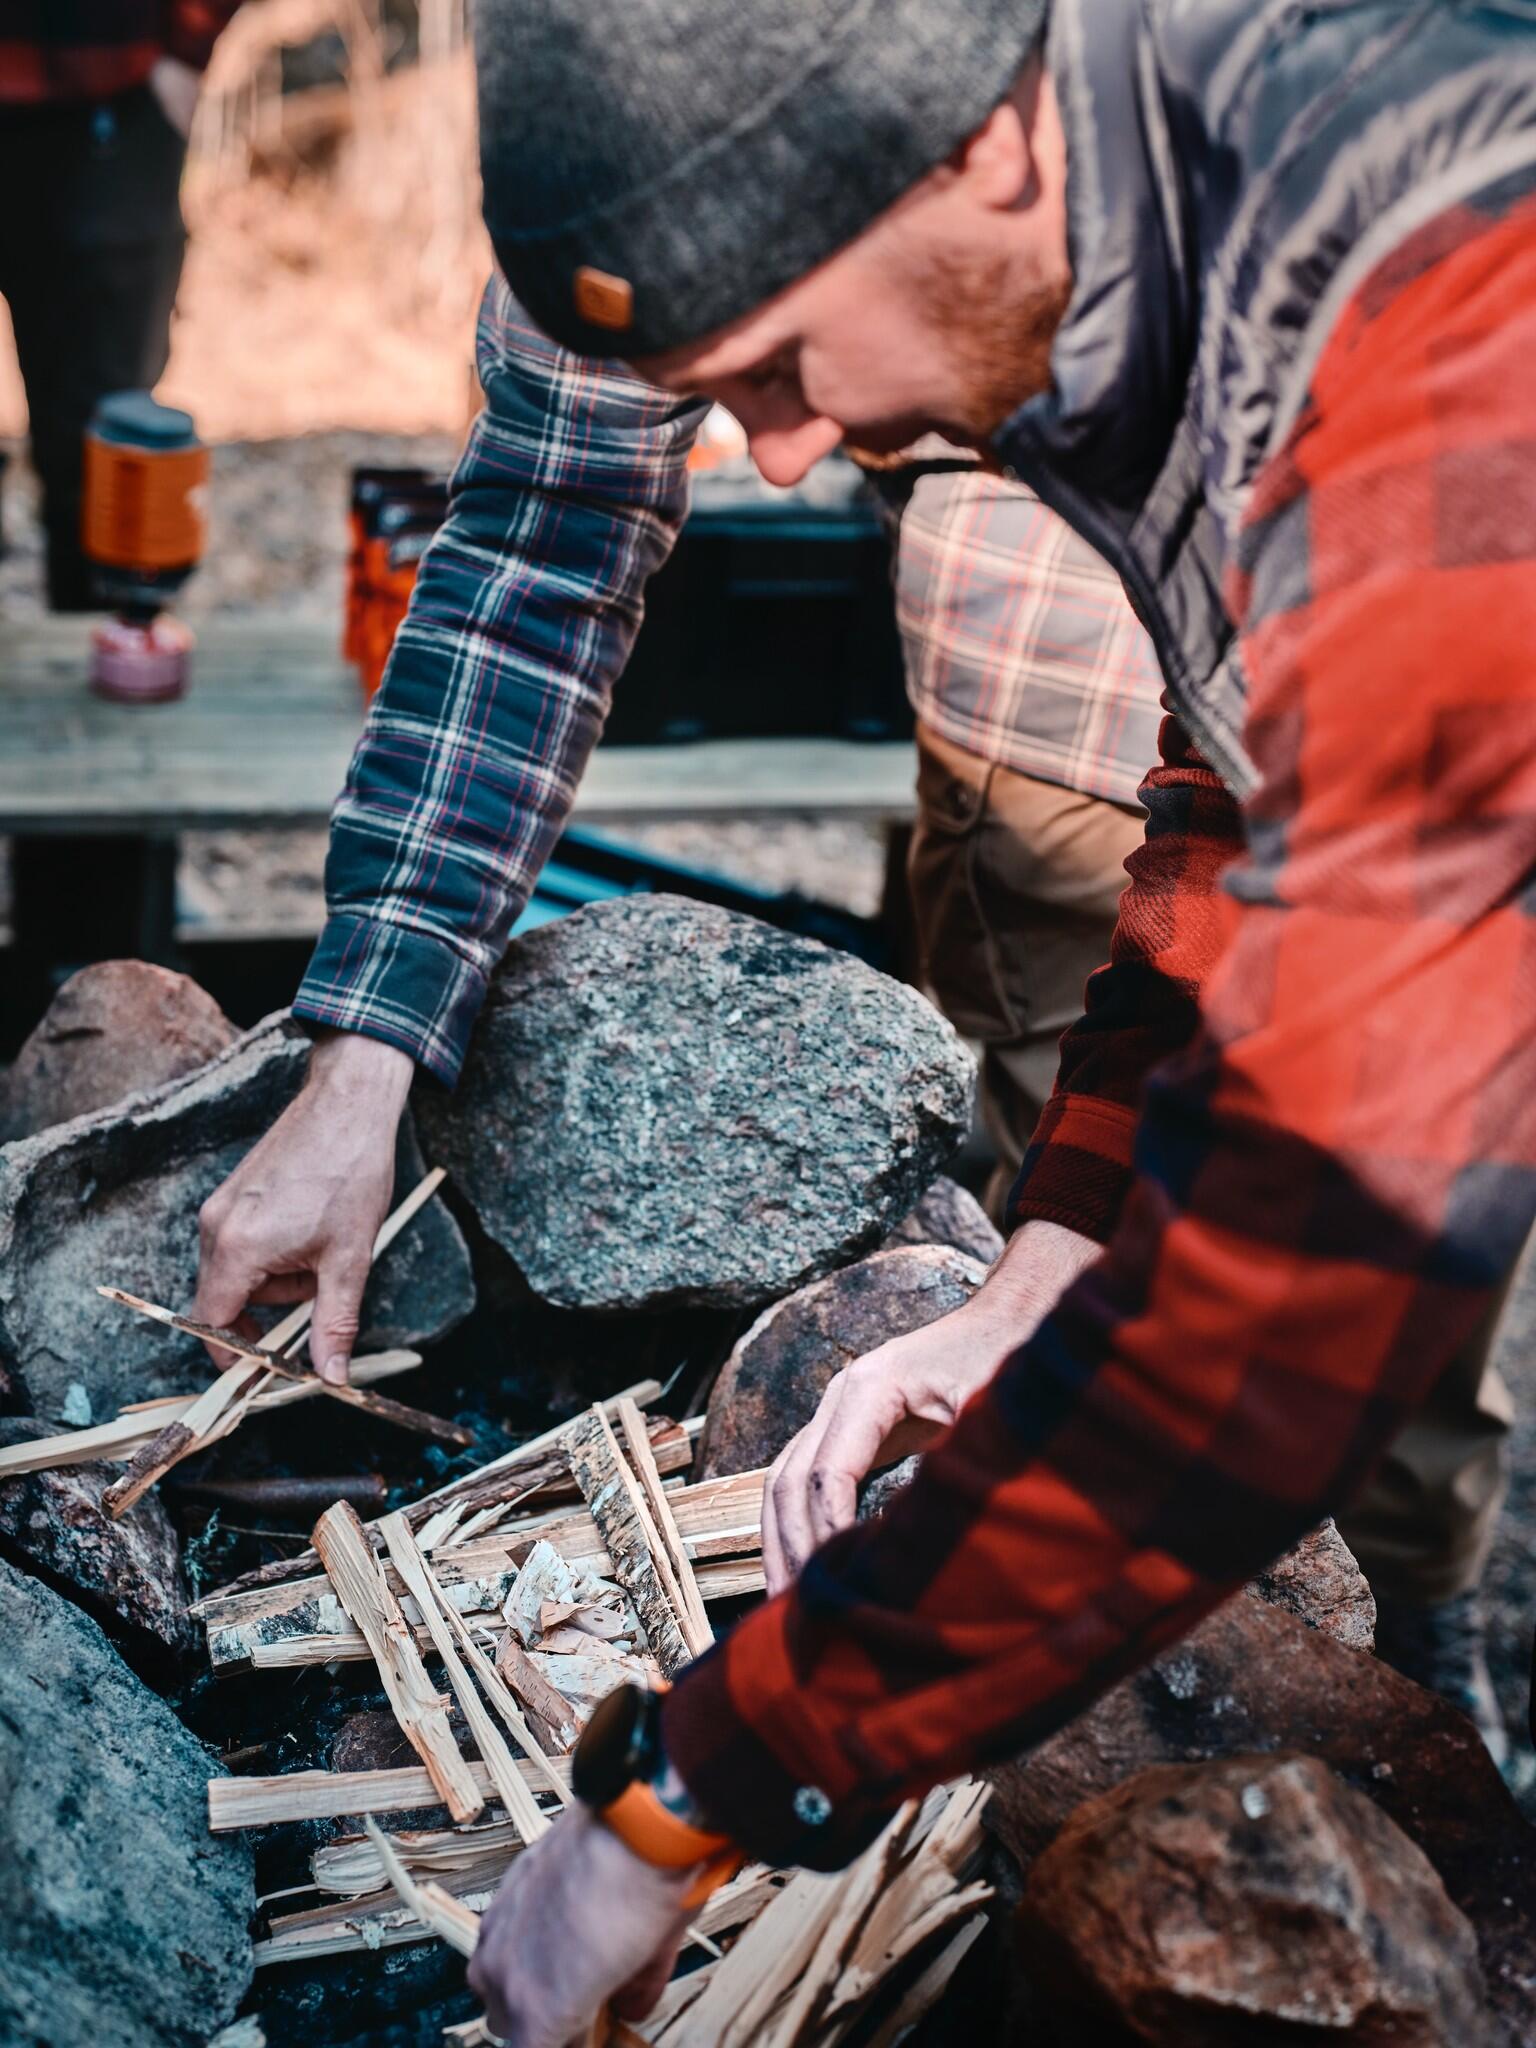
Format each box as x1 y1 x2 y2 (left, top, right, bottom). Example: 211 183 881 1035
313 1819 525 1897
364 1817 481 1958
99 1285 346 1518
380 1512 551 1841
616 1398 712 1658
860 1915 989 2048
418 1589 573 1806
667 1866 842 2048
0 1350 424 1481
208 1755 571 1831
313 1500 485 1825
407 1378 665 1521
102 1355 272 1519
760 1804 915 2044
98 1286 472 1451
255 1884 498 1968
96 1163 455 1483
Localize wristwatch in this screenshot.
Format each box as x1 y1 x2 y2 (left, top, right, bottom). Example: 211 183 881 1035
572 1683 743 1906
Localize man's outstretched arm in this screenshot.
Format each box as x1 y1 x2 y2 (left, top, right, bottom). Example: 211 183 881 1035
196 277 704 1374
762 700 1245 1586
662 191 1536 1868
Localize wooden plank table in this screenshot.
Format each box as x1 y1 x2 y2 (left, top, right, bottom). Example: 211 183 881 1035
0 617 914 1025
0 617 916 833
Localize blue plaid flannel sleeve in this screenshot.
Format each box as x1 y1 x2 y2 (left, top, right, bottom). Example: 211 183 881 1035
293 275 706 1083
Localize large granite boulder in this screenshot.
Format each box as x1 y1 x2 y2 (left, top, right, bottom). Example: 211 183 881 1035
1020 1752 1492 2046
0 1417 195 1669
699 1242 989 1478
417 896 973 1313
0 1557 255 2047
0 961 238 1144
0 1015 474 1420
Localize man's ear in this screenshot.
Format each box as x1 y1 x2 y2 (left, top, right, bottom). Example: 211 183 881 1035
948 56 1045 212
949 95 1033 212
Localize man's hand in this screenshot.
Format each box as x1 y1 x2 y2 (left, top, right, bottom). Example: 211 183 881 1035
761 1219 1102 1593
468 1806 693 2047
195 1031 414 1384
148 55 201 139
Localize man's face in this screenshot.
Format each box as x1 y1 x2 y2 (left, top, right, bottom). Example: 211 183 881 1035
632 75 1070 486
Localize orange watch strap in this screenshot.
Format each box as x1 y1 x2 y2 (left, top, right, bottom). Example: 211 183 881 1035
599 1781 745 1904
600 1777 731 1869
680 1845 747 1910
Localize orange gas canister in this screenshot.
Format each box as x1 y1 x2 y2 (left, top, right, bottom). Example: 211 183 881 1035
348 471 447 699
82 392 208 702
345 466 431 666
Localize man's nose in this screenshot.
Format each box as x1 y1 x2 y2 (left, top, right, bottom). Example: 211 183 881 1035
746 415 844 487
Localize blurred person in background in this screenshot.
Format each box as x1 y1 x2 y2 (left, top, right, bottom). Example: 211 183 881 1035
890 467 1156 1222
0 5 240 609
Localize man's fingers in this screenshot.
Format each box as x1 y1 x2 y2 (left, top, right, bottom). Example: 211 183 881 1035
760 1460 788 1597
466 1941 510 2043
192 1228 273 1371
804 1369 913 1551
309 1252 369 1387
767 1379 848 1589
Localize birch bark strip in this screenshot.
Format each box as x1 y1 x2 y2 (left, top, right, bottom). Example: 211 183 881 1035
568 1404 692 1677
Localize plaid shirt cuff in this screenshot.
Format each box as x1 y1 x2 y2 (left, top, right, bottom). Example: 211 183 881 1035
292 914 487 1087
1008 1094 1140 1243
659 1608 900 1871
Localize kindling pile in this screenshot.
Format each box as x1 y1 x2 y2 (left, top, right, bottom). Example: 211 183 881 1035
198 1386 992 2044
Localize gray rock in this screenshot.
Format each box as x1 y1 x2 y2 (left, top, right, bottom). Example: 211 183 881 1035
0 1556 254 2047
0 961 238 1144
0 1418 195 1668
698 1242 989 1477
1019 1753 1493 2047
0 1015 474 1420
881 1175 1002 1266
416 896 973 1314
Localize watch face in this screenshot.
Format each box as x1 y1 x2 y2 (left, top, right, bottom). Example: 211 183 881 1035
572 1682 645 1808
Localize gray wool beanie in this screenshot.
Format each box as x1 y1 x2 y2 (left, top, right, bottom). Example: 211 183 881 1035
474 0 1048 360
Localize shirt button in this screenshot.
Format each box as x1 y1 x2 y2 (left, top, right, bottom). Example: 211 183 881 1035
793 1784 833 1827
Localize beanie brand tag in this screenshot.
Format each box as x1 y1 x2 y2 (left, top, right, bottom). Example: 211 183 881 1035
574 265 635 332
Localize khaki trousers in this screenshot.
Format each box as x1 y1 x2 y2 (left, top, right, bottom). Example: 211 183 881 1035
908 720 1511 1605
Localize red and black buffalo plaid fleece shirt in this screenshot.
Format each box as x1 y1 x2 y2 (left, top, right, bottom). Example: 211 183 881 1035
0 5 240 103
664 184 1536 1867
